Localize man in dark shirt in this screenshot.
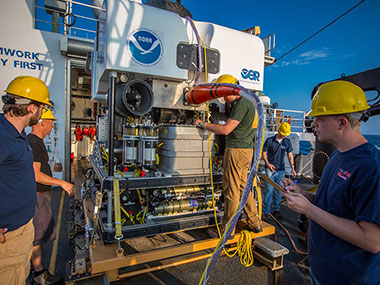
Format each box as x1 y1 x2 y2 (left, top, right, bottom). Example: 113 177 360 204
262 121 296 220
0 76 52 284
195 74 262 237
282 81 380 284
28 108 76 284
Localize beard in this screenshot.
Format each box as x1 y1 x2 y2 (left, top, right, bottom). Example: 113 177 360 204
29 109 42 126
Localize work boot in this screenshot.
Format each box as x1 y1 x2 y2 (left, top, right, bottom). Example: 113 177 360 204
272 210 283 220
252 225 263 233
243 222 263 234
245 225 263 233
33 270 62 285
261 213 270 223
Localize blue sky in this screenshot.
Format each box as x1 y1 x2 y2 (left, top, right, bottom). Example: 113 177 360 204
181 0 380 135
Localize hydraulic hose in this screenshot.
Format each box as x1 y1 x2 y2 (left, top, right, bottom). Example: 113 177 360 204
184 18 266 281
268 213 307 256
191 83 265 284
185 18 258 271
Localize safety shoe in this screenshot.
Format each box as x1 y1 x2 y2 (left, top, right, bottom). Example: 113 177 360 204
272 211 283 220
261 213 270 223
250 225 263 233
243 224 263 234
33 270 62 285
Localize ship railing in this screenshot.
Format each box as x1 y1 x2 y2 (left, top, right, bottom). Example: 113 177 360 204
263 107 307 133
34 0 101 39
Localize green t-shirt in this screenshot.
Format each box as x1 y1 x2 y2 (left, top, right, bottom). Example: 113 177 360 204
226 97 255 148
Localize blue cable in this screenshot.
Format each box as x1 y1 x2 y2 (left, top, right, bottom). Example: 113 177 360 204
200 83 265 284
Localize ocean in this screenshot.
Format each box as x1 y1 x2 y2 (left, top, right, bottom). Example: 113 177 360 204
364 134 380 149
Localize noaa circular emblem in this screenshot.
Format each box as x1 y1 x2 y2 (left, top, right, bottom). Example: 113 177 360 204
128 29 162 66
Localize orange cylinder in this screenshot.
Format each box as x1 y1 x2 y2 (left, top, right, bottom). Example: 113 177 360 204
185 84 242 105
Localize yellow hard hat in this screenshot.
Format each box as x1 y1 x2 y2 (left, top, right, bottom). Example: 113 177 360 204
5 76 52 107
215 74 238 84
278 122 291 136
306 80 369 117
40 108 57 121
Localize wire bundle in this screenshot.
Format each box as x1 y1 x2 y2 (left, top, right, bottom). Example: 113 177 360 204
200 85 265 284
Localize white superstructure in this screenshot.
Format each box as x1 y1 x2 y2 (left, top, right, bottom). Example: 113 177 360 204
93 0 264 99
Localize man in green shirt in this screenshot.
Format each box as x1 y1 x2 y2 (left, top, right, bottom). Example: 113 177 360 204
195 74 262 237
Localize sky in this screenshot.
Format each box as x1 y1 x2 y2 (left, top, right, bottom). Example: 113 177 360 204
180 0 380 135
36 0 380 135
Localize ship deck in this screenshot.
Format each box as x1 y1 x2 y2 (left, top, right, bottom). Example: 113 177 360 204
29 158 312 284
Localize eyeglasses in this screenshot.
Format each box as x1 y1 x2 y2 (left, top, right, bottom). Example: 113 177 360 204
35 102 54 113
36 105 48 111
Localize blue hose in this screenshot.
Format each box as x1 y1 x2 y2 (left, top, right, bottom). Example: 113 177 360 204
200 83 265 284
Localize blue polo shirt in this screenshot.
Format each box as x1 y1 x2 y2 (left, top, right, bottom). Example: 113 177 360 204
263 135 293 171
309 142 380 284
0 114 36 231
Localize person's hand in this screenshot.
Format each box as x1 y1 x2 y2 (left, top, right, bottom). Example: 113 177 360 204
282 191 311 215
267 163 276 172
0 228 7 243
280 177 302 193
291 168 297 179
61 181 76 196
195 119 203 128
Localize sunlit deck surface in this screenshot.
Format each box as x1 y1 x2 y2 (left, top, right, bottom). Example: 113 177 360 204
30 159 311 284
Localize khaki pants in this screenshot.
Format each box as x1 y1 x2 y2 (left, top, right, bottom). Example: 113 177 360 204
222 148 259 235
0 219 34 285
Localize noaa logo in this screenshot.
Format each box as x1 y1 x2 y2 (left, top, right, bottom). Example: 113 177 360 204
241 68 260 81
128 29 162 65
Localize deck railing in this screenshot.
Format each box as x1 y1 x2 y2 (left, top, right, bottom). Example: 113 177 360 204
34 0 100 39
263 107 307 133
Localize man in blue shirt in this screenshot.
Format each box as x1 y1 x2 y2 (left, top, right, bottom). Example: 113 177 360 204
282 80 380 284
0 76 52 284
262 121 296 219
